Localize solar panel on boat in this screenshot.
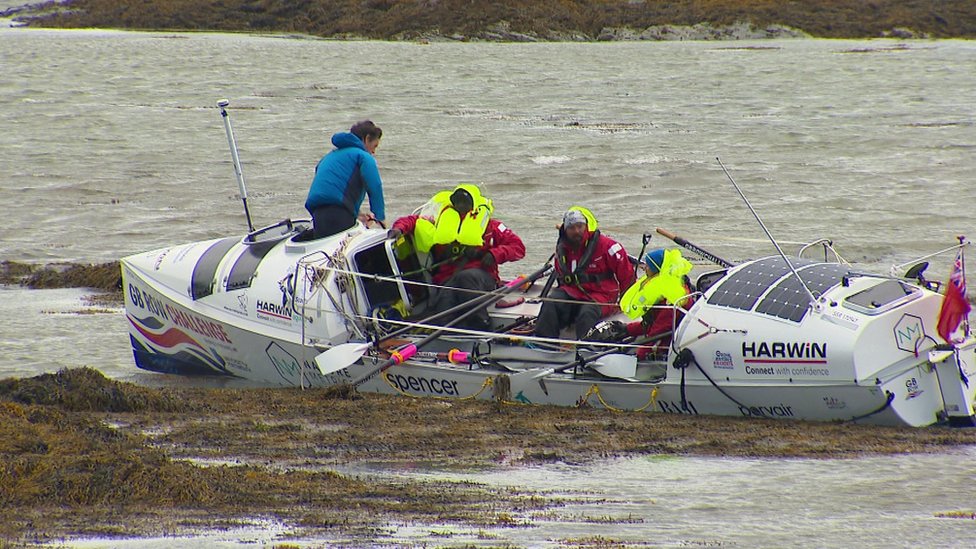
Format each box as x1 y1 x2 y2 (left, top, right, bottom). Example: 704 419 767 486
707 257 848 322
706 257 795 311
755 263 848 322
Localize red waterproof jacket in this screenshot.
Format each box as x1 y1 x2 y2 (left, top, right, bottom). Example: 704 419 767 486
392 215 525 284
554 230 636 316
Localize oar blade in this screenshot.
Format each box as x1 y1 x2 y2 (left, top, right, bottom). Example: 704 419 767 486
590 353 638 379
314 343 369 375
508 367 556 394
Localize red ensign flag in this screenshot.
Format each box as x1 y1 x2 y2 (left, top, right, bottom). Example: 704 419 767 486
937 250 971 343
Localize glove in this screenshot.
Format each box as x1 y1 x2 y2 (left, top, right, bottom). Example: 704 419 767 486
481 251 496 269
609 320 628 339
463 246 485 260
585 320 627 342
387 228 403 240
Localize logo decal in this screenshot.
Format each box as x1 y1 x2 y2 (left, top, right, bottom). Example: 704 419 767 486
894 314 925 353
741 341 827 364
129 314 227 372
904 377 924 400
713 350 734 370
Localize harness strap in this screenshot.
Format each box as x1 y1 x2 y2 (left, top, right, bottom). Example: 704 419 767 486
556 229 609 288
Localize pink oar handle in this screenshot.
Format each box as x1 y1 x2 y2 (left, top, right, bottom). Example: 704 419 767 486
389 344 417 364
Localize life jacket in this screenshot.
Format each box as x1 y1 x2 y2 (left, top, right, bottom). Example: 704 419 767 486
412 184 493 253
619 248 694 319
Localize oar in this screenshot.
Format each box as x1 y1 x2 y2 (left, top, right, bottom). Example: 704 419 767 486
314 263 550 374
655 227 735 269
349 266 552 387
315 263 552 374
509 330 673 395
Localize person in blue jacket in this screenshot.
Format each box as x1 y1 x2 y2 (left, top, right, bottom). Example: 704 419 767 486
305 120 386 238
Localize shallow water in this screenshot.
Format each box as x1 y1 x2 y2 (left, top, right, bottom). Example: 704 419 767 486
4 26 976 547
377 448 976 547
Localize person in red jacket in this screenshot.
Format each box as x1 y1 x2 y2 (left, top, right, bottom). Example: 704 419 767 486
533 207 636 341
388 185 525 331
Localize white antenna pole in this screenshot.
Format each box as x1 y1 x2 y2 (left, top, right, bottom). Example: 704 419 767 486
217 99 254 232
717 157 820 310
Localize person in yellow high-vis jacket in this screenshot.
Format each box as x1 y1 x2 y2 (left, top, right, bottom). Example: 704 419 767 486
389 185 525 331
590 247 695 359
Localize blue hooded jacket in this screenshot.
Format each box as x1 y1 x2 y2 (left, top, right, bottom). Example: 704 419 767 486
304 132 385 221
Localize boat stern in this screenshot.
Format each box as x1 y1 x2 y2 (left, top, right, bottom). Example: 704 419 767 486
928 342 976 427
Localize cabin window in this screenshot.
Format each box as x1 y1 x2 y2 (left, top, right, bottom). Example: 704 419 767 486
391 237 428 305
352 239 429 313
843 280 921 315
353 243 402 309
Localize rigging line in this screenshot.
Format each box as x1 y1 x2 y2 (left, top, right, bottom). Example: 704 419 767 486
347 296 694 328
298 253 368 339
846 391 895 423
717 157 820 311
338 317 655 350
890 240 971 272
308 262 638 309
673 349 752 411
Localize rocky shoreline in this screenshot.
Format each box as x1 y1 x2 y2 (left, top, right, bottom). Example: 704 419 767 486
3 0 973 40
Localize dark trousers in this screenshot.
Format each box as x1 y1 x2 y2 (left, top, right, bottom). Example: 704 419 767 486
534 287 602 340
311 204 355 239
428 268 497 331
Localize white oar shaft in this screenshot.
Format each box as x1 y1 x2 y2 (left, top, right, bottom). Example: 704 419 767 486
315 264 551 376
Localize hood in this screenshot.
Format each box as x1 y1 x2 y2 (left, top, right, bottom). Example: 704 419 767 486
331 131 365 150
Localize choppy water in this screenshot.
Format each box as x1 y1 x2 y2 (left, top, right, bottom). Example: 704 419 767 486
3 25 976 547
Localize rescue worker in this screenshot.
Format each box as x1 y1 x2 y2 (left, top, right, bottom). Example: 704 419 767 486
388 184 525 331
589 247 695 359
533 206 635 340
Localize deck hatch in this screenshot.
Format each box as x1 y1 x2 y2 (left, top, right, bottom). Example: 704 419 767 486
225 239 279 292
843 279 921 315
190 237 238 300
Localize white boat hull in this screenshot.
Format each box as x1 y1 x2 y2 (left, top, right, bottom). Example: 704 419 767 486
121 220 976 428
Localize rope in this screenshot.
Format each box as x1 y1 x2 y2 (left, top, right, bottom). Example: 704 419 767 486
673 348 755 412
677 347 898 424
366 317 656 350
691 316 748 342
579 384 660 412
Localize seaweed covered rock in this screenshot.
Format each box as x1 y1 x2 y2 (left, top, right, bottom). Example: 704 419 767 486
0 367 185 413
0 260 121 291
